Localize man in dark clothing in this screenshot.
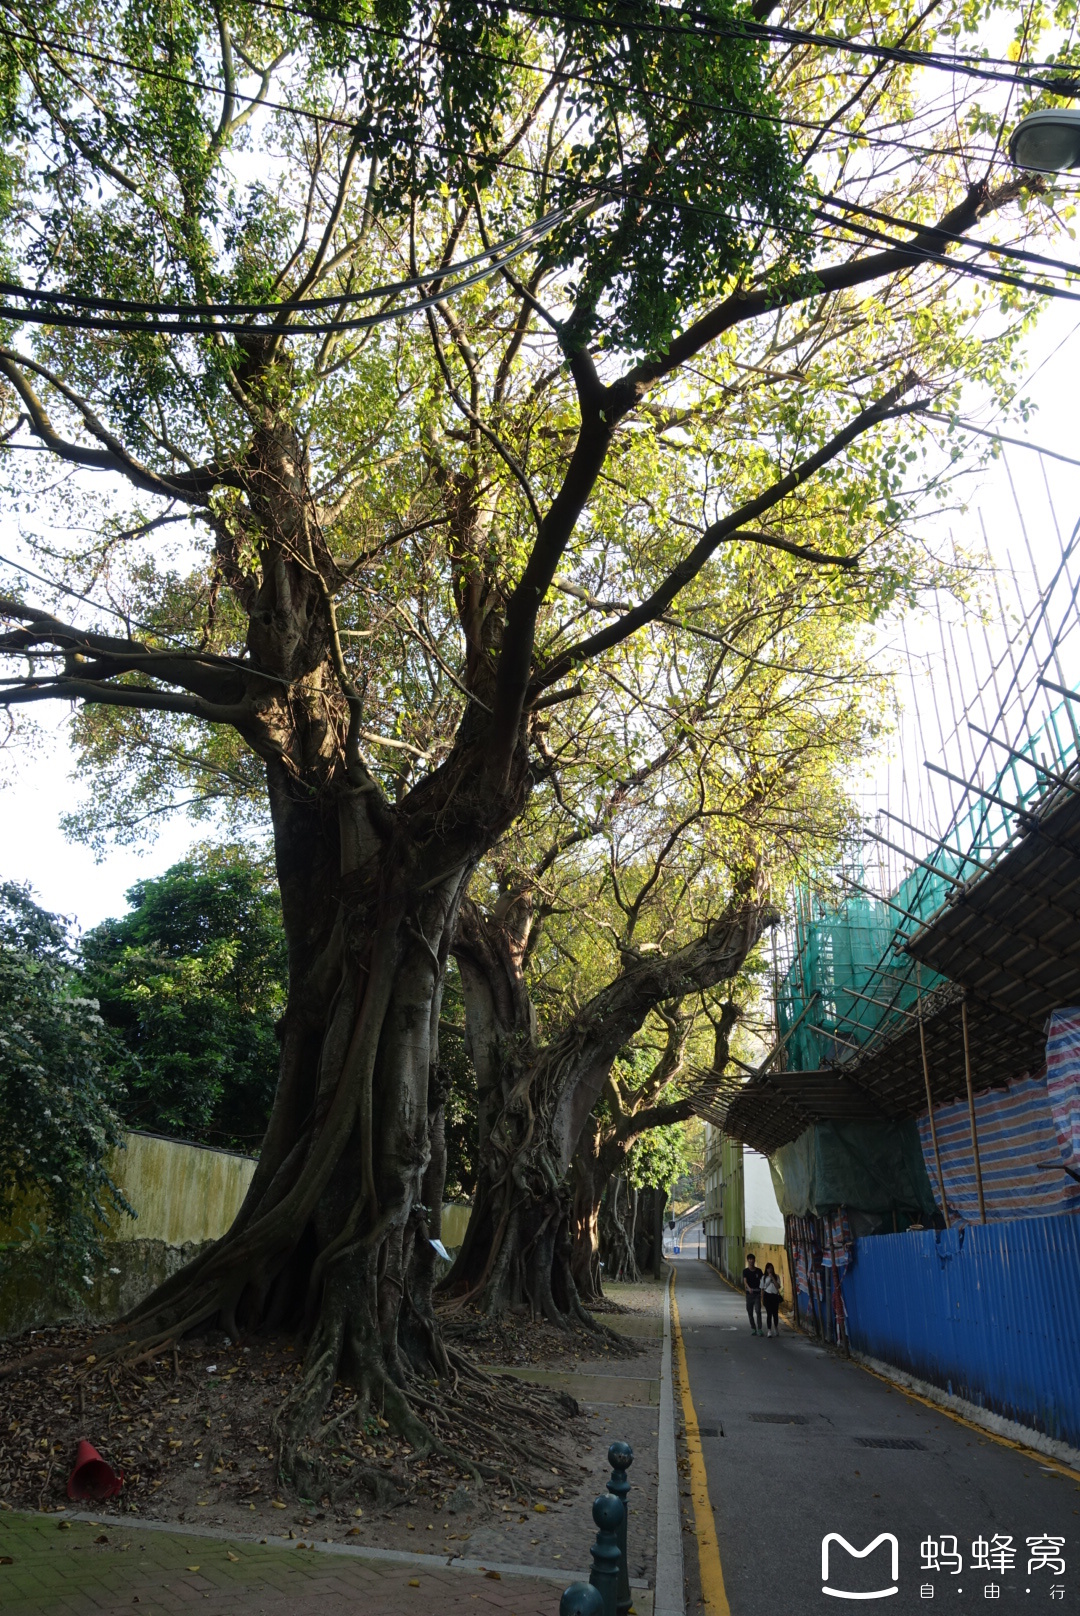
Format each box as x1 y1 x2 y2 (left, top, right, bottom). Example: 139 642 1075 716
743 1253 763 1335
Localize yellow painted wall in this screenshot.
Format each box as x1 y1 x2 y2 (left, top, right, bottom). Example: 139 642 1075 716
3 1130 474 1253
745 1239 794 1315
440 1202 472 1250
107 1131 256 1245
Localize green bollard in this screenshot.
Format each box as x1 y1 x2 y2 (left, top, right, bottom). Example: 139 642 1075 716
561 1584 605 1616
606 1441 633 1616
588 1493 625 1616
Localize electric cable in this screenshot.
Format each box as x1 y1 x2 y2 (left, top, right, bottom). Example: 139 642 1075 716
246 0 1080 99
823 195 1080 280
0 10 1035 187
0 200 585 317
816 204 1080 302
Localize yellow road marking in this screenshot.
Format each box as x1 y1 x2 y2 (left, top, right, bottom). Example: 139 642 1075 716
671 1269 731 1615
853 1357 1080 1486
708 1258 1078 1485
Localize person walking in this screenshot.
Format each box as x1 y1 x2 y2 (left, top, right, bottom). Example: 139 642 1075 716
742 1252 763 1335
761 1261 782 1337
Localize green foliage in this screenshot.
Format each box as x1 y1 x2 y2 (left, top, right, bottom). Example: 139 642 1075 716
82 847 287 1147
0 884 128 1292
627 1123 691 1196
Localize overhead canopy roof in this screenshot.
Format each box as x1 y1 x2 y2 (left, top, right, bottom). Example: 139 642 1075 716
711 782 1080 1157
904 782 1080 1025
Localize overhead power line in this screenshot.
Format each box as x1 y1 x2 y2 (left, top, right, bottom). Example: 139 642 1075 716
251 0 1080 99
824 196 1080 280
0 12 1039 180
0 202 584 319
816 206 1080 304
0 203 585 336
2 200 1077 340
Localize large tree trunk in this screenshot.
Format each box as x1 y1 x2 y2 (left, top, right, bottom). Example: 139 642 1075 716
566 999 739 1303
441 901 768 1323
87 407 539 1480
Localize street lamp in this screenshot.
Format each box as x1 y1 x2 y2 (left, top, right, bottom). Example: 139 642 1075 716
1009 108 1080 172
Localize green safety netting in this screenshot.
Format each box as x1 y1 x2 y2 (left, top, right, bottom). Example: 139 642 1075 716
769 1119 938 1218
777 700 1079 1073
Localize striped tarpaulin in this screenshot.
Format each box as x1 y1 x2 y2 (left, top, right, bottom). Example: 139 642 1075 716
1046 1007 1080 1166
917 1070 1080 1223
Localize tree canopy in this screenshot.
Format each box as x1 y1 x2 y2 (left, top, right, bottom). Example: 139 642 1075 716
0 884 128 1291
83 848 287 1147
0 0 1068 1487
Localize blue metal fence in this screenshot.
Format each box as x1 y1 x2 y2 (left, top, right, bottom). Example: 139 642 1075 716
842 1215 1080 1452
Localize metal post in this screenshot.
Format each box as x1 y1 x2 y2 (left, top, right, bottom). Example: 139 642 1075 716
588 1494 624 1616
916 965 950 1228
606 1442 633 1616
561 1584 605 1616
961 994 987 1224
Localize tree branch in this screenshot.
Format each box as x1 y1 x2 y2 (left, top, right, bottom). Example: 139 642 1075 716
0 350 238 502
0 677 243 723
0 597 284 708
535 376 917 691
606 180 1026 421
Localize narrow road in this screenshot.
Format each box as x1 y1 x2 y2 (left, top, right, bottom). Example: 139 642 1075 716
671 1258 1078 1615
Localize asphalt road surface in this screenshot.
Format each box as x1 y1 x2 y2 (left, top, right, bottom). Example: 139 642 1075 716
671 1258 1079 1615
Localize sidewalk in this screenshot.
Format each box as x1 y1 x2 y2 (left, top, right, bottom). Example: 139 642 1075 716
0 1511 562 1614
0 1277 673 1616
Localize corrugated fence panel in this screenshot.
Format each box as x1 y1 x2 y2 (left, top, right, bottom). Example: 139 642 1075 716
843 1216 1080 1451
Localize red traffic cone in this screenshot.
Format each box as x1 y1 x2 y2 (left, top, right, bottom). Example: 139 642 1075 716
67 1440 123 1501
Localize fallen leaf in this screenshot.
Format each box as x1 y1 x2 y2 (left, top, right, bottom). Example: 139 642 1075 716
346 1528 361 1536
0 1556 13 1565
227 1552 240 1562
94 1534 109 1544
186 1565 200 1572
271 1500 286 1509
57 1521 71 1531
485 1570 502 1581
409 1579 420 1588
533 1504 548 1513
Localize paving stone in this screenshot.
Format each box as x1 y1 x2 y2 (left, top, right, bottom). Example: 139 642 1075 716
0 1512 562 1615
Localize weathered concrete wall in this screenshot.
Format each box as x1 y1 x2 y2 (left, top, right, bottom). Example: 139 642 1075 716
0 1238 214 1340
105 1131 256 1245
440 1202 472 1251
1 1132 474 1339
0 1131 256 1341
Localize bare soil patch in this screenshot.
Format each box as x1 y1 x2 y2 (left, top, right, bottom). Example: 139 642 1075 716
0 1322 590 1547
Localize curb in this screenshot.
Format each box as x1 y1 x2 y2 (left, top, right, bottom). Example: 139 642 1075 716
850 1352 1080 1477
653 1268 684 1616
13 1508 652 1590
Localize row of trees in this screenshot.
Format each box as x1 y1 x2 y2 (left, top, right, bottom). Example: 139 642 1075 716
0 0 1066 1477
0 845 701 1292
